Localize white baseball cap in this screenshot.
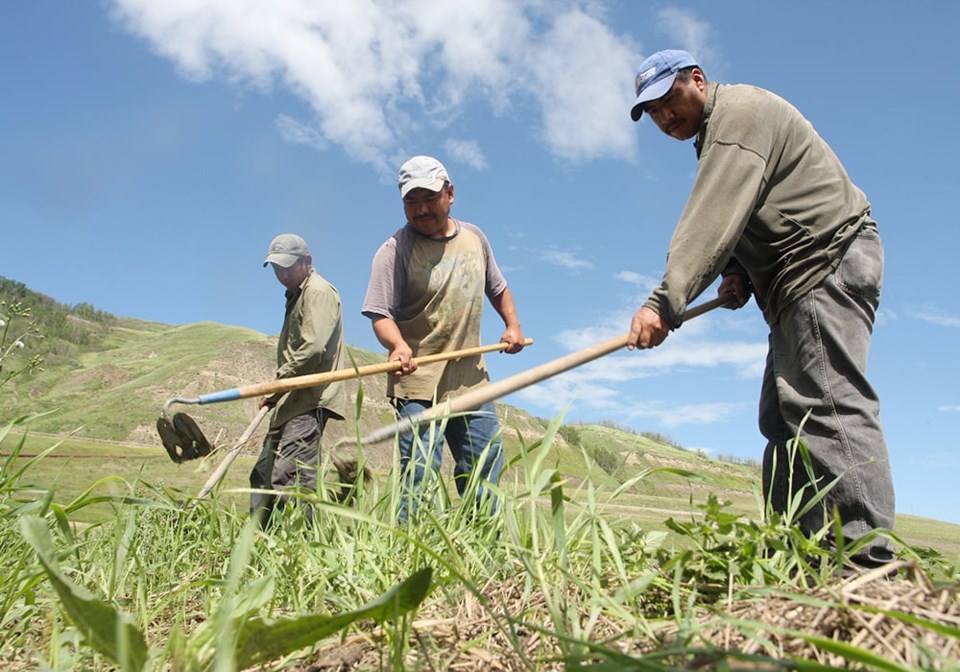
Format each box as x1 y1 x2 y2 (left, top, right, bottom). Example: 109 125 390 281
397 155 450 198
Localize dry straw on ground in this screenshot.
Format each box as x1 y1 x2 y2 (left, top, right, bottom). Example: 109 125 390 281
301 561 960 671
697 560 960 669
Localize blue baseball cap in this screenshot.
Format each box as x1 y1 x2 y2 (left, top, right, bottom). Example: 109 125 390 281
630 49 698 121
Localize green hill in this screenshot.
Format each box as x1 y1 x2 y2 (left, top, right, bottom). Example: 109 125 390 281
0 276 551 465
3 276 959 557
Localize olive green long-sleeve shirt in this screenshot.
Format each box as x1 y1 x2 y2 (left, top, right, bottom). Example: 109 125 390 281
271 268 347 429
646 82 873 327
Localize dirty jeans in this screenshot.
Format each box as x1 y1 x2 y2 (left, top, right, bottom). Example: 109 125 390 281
759 226 895 565
249 409 327 527
395 399 504 524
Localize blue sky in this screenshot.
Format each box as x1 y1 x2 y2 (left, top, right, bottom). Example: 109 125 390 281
2 2 958 526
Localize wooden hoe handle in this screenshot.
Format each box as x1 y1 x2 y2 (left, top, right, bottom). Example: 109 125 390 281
357 296 734 446
164 338 534 415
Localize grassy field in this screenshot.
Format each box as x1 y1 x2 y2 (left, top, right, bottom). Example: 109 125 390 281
9 430 960 561
3 290 958 669
3 416 959 671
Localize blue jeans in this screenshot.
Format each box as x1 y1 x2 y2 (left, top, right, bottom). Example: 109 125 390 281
759 226 895 565
394 399 504 523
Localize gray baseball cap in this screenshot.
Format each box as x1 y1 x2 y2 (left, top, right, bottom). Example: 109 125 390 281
398 155 450 198
263 233 310 268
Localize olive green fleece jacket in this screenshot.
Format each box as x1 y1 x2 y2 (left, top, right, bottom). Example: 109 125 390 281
271 268 347 429
645 82 874 327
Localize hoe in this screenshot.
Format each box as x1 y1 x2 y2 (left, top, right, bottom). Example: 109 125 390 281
349 296 735 448
156 338 535 464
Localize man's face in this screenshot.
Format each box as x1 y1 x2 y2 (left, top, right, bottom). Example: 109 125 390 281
403 184 455 239
272 256 310 291
642 69 707 141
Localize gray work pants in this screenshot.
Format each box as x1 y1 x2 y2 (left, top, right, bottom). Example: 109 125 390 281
249 409 327 527
759 226 895 565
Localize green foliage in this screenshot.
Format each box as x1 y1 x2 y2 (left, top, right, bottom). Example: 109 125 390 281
0 414 56 656
20 510 432 671
0 299 45 388
0 277 115 335
0 413 957 669
0 279 957 668
586 441 622 476
639 430 681 448
597 418 637 434
557 424 581 446
660 493 822 592
716 452 762 469
20 515 148 671
559 424 626 476
0 277 117 372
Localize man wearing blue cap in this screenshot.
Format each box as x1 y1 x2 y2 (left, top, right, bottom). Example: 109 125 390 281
626 50 895 570
251 233 347 527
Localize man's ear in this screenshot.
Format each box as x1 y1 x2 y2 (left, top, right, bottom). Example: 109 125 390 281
691 68 707 92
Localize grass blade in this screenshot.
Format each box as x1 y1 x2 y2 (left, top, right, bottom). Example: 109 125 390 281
19 515 148 672
235 566 433 668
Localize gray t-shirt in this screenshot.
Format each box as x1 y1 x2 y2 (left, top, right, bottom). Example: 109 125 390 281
362 220 508 401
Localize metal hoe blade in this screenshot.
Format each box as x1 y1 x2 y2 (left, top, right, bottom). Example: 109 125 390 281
156 412 213 463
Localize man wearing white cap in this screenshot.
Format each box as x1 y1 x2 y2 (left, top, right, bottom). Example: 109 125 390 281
625 50 895 570
251 233 347 526
362 155 526 523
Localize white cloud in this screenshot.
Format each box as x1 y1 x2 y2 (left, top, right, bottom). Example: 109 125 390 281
614 270 659 290
631 401 749 427
275 114 327 150
561 337 765 384
519 304 767 427
526 8 638 161
654 8 723 74
516 368 752 427
875 307 896 327
940 405 960 413
538 247 594 271
555 322 626 351
108 0 641 172
555 301 766 366
444 139 488 171
909 308 960 328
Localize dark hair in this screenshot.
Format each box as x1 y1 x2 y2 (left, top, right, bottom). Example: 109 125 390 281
675 66 706 84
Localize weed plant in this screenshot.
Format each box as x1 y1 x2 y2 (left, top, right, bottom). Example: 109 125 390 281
1 402 957 669
0 300 44 387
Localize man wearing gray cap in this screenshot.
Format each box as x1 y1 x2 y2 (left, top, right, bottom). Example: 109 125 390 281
251 233 347 526
362 155 526 523
626 50 895 570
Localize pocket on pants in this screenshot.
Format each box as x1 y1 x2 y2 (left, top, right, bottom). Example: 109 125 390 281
836 229 883 300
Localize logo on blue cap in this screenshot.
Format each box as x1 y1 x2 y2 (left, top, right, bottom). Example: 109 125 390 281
635 66 658 93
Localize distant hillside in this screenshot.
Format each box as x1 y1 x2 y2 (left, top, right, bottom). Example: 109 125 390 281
0 277 760 494
1 276 116 366
6 277 960 552
0 278 559 470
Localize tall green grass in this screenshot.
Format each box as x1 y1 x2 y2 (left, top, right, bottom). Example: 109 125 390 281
1 407 958 670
